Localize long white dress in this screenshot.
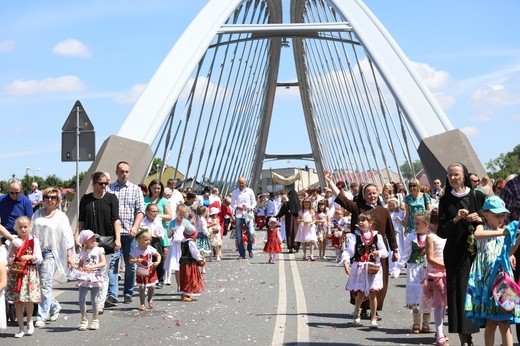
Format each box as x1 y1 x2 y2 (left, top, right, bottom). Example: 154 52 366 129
0 245 6 332
164 218 190 273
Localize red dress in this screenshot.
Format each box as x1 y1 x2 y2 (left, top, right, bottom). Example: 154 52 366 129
263 227 282 253
179 239 204 295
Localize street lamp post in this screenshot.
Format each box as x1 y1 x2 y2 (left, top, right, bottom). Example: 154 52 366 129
26 167 41 182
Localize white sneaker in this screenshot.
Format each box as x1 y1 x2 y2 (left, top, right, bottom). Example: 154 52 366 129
15 329 26 338
49 310 60 322
26 323 35 335
370 320 379 329
35 320 46 328
216 256 221 261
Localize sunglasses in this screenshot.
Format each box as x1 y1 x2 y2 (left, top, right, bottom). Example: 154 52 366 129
43 195 58 200
96 182 109 186
409 184 418 188
9 191 20 195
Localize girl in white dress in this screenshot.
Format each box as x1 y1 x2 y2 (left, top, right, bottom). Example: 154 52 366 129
397 211 430 334
343 211 388 329
295 199 317 261
315 201 329 260
164 205 191 292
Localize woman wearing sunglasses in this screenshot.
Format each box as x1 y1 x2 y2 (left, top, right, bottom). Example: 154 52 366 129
31 187 75 328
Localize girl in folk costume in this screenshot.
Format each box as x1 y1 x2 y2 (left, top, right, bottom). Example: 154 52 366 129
179 224 206 302
140 203 167 288
330 208 349 262
194 206 211 260
5 216 42 338
397 211 430 334
465 196 520 346
263 217 282 264
130 228 161 311
420 208 449 346
208 207 222 261
73 230 106 331
254 195 267 230
164 204 192 290
315 200 330 260
295 198 318 261
343 211 388 329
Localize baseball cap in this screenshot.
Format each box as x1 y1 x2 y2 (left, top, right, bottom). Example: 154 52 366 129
482 196 509 214
78 229 99 245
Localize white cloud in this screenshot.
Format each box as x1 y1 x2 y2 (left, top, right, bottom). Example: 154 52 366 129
460 126 480 137
3 75 87 96
471 112 493 122
114 84 146 104
432 91 455 109
471 84 520 108
53 38 92 58
0 40 15 53
411 61 451 91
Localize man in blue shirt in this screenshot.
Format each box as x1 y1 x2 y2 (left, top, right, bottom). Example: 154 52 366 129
0 178 33 236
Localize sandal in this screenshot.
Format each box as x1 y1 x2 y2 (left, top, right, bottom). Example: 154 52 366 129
436 336 449 346
138 305 145 311
148 300 155 309
181 294 193 302
421 323 431 333
411 323 421 334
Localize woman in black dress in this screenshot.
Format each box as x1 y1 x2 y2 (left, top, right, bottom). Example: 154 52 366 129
276 189 300 253
437 163 486 346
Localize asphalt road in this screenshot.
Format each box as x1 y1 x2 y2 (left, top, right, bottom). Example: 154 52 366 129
2 229 516 345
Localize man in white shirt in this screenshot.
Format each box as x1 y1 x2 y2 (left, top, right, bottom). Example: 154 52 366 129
28 182 43 212
167 179 184 211
230 177 256 259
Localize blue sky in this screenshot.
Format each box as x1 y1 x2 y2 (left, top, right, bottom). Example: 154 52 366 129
0 0 519 182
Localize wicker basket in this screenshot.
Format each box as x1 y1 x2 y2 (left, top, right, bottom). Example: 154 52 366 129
8 262 25 275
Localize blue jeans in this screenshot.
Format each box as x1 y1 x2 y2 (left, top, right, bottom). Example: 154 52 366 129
235 217 254 258
38 250 60 321
110 235 136 297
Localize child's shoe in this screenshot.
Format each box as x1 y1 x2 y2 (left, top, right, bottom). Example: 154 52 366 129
14 329 26 338
26 321 34 335
89 319 100 330
370 320 379 329
78 320 88 331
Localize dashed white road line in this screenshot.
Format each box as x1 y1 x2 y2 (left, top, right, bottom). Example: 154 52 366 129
272 253 287 346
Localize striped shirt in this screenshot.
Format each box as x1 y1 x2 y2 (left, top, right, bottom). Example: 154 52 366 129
501 175 520 222
108 180 144 235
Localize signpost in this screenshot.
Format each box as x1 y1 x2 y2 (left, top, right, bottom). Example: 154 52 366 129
62 100 95 217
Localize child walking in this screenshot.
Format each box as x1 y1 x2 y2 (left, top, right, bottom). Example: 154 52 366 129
330 209 348 262
179 224 206 302
130 228 161 311
315 201 329 260
420 208 449 346
295 198 317 261
164 204 192 291
141 203 167 288
465 196 520 346
5 216 42 338
195 206 211 261
208 207 222 261
263 217 282 264
397 211 430 334
387 198 405 278
343 211 388 328
74 229 106 331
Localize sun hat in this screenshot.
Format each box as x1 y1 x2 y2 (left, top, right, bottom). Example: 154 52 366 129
267 217 278 227
482 196 509 214
78 229 99 245
209 207 220 215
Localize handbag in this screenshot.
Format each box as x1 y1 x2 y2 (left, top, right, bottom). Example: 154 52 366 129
98 235 114 255
367 263 380 275
7 262 25 275
492 269 520 312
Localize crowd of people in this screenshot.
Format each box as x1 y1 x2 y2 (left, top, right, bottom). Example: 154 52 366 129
0 157 519 346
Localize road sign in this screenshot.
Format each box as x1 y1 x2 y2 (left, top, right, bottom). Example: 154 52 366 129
62 100 94 131
61 100 95 162
61 131 95 161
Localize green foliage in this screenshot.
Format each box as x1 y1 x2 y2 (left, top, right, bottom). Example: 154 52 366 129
149 158 163 176
399 160 423 179
486 144 520 179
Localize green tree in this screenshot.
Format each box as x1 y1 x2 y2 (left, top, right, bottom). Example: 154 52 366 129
399 160 423 179
148 158 164 176
486 144 520 179
63 172 87 189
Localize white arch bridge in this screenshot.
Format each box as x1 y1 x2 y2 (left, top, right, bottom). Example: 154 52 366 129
77 0 485 200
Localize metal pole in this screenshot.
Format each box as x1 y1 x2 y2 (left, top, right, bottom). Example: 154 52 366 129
76 105 80 220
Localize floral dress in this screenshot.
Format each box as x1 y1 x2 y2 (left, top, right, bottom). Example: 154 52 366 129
6 236 42 303
195 216 211 254
465 221 520 325
131 245 159 287
295 210 317 243
403 193 431 231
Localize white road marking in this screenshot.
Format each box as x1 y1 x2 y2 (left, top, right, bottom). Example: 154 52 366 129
290 253 310 345
272 253 287 346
